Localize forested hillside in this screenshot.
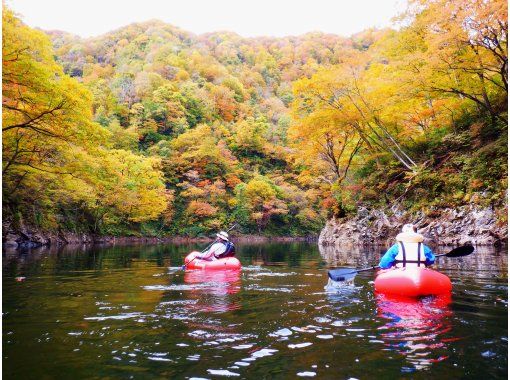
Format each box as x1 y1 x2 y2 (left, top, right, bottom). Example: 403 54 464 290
3 0 507 239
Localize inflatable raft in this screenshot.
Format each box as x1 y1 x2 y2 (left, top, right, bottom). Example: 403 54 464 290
374 267 451 297
184 251 241 270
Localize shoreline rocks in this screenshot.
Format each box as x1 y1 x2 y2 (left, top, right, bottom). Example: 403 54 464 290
2 219 317 250
319 205 508 247
4 204 506 250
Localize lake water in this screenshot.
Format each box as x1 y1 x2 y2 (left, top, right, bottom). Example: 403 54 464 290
3 242 508 379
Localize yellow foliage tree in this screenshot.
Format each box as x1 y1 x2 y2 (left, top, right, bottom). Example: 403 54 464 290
244 177 288 232
2 7 168 232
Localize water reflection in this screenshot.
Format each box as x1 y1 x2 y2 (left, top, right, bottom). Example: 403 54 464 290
2 243 197 275
319 243 508 274
319 244 385 267
183 269 242 313
376 294 453 372
325 283 363 305
2 241 507 379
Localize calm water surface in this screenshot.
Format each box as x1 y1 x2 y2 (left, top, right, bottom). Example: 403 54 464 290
3 242 508 379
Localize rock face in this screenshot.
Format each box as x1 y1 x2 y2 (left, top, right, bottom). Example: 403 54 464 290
2 220 315 250
319 205 507 247
2 219 95 249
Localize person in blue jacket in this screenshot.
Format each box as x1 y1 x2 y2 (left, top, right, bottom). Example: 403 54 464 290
379 224 435 269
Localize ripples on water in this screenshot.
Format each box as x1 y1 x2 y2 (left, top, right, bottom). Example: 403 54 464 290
3 242 508 379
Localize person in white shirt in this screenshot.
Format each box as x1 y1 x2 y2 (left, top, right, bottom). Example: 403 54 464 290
197 231 235 261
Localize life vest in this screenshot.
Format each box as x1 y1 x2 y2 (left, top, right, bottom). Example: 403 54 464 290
215 241 236 259
394 232 427 268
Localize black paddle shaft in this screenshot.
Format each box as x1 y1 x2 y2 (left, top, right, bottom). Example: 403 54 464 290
328 266 378 281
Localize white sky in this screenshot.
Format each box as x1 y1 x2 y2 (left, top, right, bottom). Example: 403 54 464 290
6 0 406 38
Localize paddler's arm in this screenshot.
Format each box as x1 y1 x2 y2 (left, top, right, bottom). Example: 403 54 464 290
379 244 399 269
424 245 435 266
199 241 226 259
196 250 210 259
197 242 219 259
211 242 227 258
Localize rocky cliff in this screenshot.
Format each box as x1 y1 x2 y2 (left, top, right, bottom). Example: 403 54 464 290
319 205 507 247
2 219 169 249
2 218 315 249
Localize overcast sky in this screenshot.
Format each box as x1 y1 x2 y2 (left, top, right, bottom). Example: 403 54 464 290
6 0 406 38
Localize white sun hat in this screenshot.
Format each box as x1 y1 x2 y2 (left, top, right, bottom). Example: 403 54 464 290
216 231 229 241
402 223 416 233
397 223 424 243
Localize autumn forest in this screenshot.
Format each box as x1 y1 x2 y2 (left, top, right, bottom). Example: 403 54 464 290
2 0 507 238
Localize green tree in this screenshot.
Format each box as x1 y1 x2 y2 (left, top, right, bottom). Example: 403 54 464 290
3 7 167 233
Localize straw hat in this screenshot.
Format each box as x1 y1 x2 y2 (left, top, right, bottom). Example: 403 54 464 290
396 224 424 243
216 231 229 241
402 223 416 233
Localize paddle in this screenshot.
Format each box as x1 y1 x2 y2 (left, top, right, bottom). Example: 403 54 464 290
180 241 215 271
181 223 238 270
328 245 475 282
328 266 379 282
435 244 474 258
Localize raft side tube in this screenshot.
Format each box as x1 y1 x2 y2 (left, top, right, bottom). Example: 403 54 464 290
184 251 242 270
374 267 451 297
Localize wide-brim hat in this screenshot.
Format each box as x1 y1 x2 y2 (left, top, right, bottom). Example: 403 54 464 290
216 231 229 241
402 223 416 233
396 232 424 243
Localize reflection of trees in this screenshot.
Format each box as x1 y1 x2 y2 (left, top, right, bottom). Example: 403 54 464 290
238 242 318 267
319 244 385 267
2 243 208 275
434 246 508 275
319 244 508 273
4 241 506 276
183 270 241 313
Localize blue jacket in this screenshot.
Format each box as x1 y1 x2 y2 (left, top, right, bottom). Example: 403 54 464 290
379 243 435 269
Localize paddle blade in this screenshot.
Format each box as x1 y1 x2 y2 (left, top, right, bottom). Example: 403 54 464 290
445 245 475 258
328 268 357 282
